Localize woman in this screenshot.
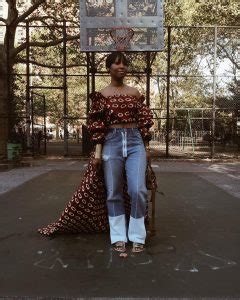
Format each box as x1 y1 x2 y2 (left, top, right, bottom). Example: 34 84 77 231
38 52 154 254
88 52 154 253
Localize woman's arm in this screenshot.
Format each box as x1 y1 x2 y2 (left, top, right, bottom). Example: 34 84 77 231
134 91 154 160
87 92 106 145
94 144 102 159
87 92 106 168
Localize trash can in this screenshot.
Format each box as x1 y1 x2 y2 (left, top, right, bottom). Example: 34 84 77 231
7 143 22 160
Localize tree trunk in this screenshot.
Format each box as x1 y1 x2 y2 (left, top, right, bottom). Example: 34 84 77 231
0 45 9 160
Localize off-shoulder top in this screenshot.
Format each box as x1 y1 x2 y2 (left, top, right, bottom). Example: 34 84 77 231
87 91 154 144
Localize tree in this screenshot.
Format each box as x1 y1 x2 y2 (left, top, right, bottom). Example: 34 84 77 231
0 0 80 160
0 0 239 159
155 0 239 125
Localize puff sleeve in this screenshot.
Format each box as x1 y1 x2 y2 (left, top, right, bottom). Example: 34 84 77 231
136 95 154 141
87 92 107 144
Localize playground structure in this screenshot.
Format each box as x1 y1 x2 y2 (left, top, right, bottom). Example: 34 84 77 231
152 107 240 156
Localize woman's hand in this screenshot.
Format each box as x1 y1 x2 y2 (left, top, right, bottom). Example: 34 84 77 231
93 144 102 171
146 150 151 163
144 142 151 163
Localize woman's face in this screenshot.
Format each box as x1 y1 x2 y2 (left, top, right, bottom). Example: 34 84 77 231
109 57 128 79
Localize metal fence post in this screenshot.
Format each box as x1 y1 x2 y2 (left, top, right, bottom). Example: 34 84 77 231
91 52 96 93
86 52 90 114
146 52 151 107
43 95 47 155
211 26 217 158
166 26 171 158
6 24 10 142
63 20 68 156
25 20 32 155
30 91 35 156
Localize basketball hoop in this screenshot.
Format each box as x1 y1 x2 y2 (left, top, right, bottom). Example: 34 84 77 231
110 27 134 51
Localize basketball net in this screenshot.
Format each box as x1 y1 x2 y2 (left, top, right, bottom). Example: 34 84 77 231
110 27 134 51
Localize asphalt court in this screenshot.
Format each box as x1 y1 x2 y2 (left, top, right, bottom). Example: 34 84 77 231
0 162 240 298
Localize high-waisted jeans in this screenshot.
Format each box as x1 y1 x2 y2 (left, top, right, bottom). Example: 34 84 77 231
102 128 147 244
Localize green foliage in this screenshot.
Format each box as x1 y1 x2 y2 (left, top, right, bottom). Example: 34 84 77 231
164 0 239 26
5 0 240 134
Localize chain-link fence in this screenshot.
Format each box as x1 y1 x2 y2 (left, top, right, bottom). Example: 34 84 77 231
0 22 239 159
149 26 239 158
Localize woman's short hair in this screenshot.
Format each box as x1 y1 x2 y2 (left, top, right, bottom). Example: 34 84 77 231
105 52 129 69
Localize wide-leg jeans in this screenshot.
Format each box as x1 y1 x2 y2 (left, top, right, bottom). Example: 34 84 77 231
102 128 148 244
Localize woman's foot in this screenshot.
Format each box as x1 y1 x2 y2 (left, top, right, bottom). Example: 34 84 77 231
113 241 126 253
132 242 145 253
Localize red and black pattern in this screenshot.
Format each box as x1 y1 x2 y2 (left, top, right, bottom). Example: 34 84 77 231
38 152 129 236
38 92 156 237
37 152 157 237
87 92 154 144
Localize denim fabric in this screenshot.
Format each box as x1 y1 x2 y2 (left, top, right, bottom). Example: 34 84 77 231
108 215 128 243
102 128 147 244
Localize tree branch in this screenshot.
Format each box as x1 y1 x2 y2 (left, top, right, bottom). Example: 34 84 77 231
14 58 86 69
6 0 18 26
0 17 7 24
16 0 46 24
27 16 59 23
217 42 239 70
27 16 79 26
11 34 79 58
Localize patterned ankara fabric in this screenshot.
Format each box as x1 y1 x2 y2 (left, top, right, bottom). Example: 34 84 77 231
87 92 154 144
38 152 130 236
37 152 158 237
38 91 156 237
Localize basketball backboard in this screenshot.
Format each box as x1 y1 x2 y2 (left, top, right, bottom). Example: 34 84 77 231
79 0 164 52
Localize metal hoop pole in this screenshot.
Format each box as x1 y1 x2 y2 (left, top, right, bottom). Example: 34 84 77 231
211 26 217 159
63 20 68 157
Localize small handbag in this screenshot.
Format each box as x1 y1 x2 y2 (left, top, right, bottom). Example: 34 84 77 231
145 162 157 190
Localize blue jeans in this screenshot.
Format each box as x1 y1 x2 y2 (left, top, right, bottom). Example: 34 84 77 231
102 128 147 244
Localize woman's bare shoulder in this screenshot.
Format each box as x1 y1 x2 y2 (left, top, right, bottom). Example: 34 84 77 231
99 86 112 97
125 86 141 98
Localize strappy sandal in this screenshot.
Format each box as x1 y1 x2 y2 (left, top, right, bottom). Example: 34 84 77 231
113 241 126 253
132 242 145 253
